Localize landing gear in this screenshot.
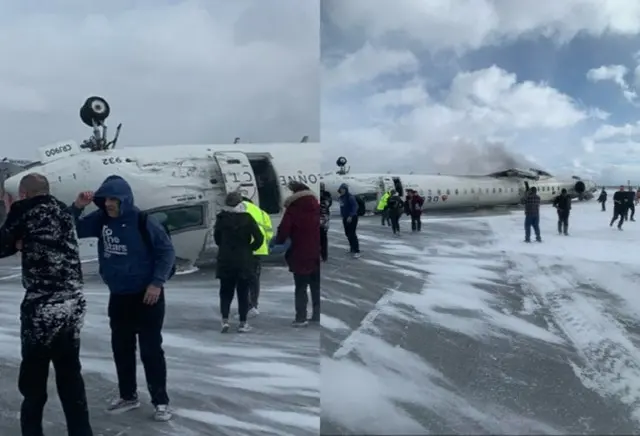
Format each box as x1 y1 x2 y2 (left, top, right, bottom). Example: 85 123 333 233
78 96 122 152
80 96 110 127
336 156 350 175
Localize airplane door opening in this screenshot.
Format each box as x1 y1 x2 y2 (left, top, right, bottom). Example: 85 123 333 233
247 155 281 214
213 151 260 206
392 177 403 196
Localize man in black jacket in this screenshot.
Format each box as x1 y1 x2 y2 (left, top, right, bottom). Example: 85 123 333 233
627 187 636 221
319 183 332 261
597 188 607 211
0 173 93 436
552 188 571 235
386 190 404 235
214 192 263 333
610 186 628 230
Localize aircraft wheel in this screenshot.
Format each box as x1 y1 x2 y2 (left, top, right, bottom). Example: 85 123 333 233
80 96 110 127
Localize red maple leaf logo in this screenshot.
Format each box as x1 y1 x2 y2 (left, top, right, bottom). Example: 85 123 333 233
441 195 448 201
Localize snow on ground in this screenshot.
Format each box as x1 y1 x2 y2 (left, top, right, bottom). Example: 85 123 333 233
0 259 319 436
321 200 640 435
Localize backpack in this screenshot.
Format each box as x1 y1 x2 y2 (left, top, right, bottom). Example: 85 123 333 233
355 195 366 216
138 212 177 280
101 212 177 280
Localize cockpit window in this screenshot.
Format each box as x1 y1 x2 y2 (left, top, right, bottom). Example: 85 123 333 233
145 203 206 234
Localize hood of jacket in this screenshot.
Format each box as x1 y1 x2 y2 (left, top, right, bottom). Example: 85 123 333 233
338 183 350 195
284 190 318 210
93 175 136 217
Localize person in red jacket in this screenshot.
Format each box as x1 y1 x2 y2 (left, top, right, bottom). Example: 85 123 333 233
407 190 424 231
272 181 321 327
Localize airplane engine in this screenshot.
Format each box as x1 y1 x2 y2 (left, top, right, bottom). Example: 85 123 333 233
573 180 589 201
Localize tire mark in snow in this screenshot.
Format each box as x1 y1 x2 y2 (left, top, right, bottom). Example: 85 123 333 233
510 253 640 422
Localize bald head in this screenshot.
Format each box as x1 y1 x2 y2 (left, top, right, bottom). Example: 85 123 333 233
19 173 50 198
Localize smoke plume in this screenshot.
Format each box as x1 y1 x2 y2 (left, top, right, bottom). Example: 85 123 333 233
417 139 537 175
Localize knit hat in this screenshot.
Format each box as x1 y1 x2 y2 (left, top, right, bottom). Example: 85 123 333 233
225 191 243 207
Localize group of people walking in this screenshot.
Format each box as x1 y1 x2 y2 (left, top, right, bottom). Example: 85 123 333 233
0 171 327 435
598 186 638 230
376 189 425 235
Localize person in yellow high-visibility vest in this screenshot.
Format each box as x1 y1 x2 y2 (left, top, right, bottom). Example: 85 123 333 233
376 191 391 226
242 197 273 317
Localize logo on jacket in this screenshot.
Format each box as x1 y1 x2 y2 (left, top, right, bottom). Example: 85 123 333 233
102 225 128 257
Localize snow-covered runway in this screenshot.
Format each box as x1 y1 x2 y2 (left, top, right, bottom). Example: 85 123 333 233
0 258 319 435
321 200 640 435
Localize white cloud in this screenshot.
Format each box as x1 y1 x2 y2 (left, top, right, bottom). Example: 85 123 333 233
324 0 640 54
586 65 637 102
321 0 640 183
323 43 419 89
0 0 319 157
323 56 593 174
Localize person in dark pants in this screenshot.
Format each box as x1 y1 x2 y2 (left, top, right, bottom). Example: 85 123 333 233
376 191 391 226
523 187 542 242
319 183 332 261
0 173 93 436
241 197 272 318
386 190 404 235
597 188 607 211
338 183 360 258
69 175 176 422
627 187 636 221
610 185 628 230
214 192 263 332
552 188 571 235
407 190 425 231
272 181 321 326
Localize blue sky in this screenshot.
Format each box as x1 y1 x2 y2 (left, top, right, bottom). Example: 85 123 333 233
321 0 640 184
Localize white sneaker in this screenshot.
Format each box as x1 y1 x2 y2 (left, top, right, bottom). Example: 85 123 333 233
352 253 361 259
247 307 259 318
238 322 252 333
221 320 230 333
153 405 172 421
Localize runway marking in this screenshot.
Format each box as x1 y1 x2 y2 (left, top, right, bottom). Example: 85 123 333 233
333 282 401 360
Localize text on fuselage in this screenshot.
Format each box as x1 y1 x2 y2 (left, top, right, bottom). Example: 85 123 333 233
45 143 72 158
278 174 318 186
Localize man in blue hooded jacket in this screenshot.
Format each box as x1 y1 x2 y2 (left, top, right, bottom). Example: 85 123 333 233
338 183 360 258
68 175 175 422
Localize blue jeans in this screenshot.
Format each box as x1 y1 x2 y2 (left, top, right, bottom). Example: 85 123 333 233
524 215 541 241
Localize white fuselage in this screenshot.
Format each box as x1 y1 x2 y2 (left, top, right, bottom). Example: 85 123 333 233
321 172 593 211
3 142 321 267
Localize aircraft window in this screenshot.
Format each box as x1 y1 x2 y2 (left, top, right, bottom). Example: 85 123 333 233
455 189 459 195
146 204 206 233
470 188 475 193
498 188 502 193
463 189 467 194
485 188 489 193
427 189 432 195
437 189 441 195
492 188 496 193
446 189 450 195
